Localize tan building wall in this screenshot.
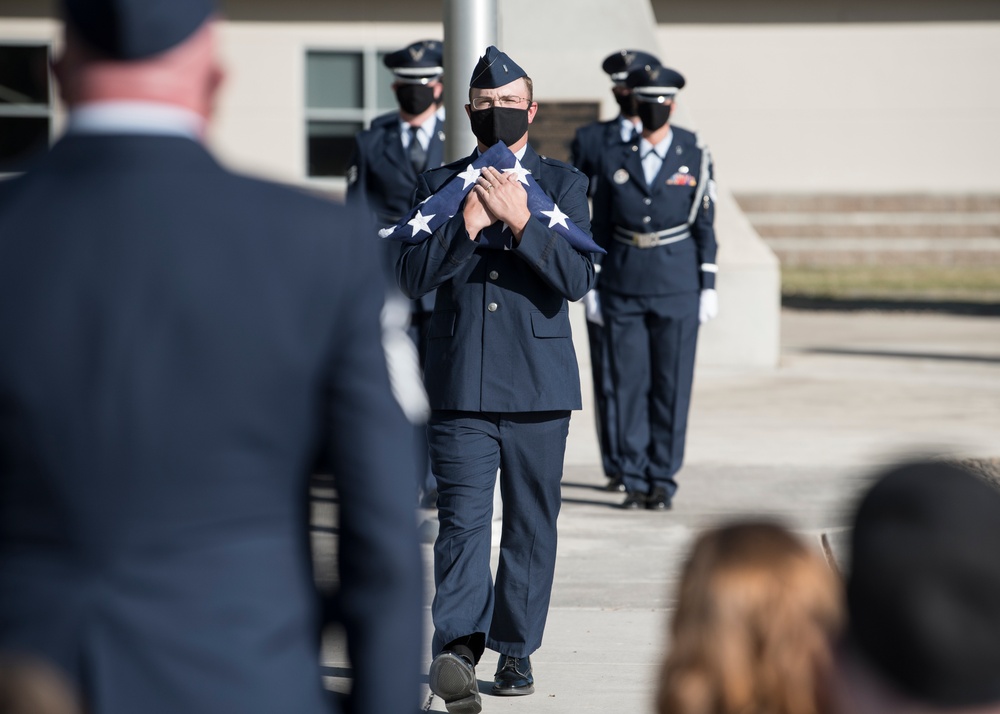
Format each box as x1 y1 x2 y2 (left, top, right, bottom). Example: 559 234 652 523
655 21 1000 194
4 0 998 194
211 21 444 185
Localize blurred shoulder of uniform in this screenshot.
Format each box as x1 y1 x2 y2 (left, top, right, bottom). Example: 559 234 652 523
353 118 404 156
672 125 706 149
369 110 401 129
574 118 619 140
538 154 586 179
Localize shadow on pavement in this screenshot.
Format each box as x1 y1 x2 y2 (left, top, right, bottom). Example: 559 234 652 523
798 347 1000 365
783 296 1000 316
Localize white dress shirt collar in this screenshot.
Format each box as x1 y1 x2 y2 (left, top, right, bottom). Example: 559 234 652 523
67 101 205 140
639 130 673 185
639 130 673 160
619 116 642 143
400 113 438 150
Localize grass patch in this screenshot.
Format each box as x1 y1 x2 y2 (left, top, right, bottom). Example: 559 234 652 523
782 265 1000 303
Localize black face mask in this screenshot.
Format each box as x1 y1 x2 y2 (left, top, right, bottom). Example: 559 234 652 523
396 84 436 115
614 92 638 118
637 101 672 132
469 107 529 148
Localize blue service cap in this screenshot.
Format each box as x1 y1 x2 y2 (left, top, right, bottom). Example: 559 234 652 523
625 64 686 101
383 40 444 84
62 0 215 60
469 46 527 89
601 49 661 84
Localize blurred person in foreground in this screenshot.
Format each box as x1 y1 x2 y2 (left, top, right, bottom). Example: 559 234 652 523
0 1 423 713
833 460 1000 714
658 521 843 714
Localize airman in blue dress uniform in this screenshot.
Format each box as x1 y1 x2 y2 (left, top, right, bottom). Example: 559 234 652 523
0 1 423 712
591 63 719 511
570 49 660 494
570 49 659 192
346 40 447 505
395 46 596 713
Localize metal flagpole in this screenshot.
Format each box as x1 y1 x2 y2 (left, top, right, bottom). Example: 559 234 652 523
442 0 497 163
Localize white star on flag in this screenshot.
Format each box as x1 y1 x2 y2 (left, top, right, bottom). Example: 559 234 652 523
379 141 604 254
502 160 531 185
540 204 569 229
458 164 480 189
407 210 435 237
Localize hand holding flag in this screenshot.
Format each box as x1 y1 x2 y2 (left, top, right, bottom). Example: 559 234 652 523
378 142 604 254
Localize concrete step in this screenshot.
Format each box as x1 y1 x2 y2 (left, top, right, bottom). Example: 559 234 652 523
735 193 1000 213
734 193 1000 267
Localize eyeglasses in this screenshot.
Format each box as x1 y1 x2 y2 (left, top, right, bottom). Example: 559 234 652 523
470 95 532 111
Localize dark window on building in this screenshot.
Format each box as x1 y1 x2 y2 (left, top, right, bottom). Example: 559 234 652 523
305 49 396 179
0 44 52 173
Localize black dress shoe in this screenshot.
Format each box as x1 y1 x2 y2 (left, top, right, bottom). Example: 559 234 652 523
492 655 534 696
621 492 646 509
604 474 626 492
646 487 672 511
429 651 481 713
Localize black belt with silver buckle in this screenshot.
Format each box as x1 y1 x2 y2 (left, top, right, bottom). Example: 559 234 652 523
612 225 690 248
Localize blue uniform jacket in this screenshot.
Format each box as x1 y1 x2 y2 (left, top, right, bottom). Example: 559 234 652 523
347 111 446 227
395 145 596 413
347 111 446 314
591 125 717 296
0 134 422 714
570 116 634 194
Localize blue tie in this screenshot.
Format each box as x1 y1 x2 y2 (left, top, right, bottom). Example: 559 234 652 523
408 126 426 174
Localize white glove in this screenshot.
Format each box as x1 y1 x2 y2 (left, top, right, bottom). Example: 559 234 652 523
583 289 603 326
699 288 718 324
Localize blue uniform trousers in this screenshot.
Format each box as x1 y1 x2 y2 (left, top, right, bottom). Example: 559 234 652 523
601 290 699 496
427 410 570 659
586 319 621 479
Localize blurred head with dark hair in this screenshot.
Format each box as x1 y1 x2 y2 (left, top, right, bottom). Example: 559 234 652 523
658 521 843 714
834 460 1000 714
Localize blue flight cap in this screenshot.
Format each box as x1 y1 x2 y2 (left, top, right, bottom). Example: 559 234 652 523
469 46 527 89
601 49 661 85
383 40 444 84
625 63 686 102
61 0 215 60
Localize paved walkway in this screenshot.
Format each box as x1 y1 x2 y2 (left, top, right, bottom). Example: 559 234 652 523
328 304 1000 713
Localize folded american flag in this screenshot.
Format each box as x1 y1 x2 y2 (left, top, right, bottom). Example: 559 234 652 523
378 142 604 254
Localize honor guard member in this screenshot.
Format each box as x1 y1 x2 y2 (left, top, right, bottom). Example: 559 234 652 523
346 39 446 506
347 39 446 228
395 46 595 712
0 0 423 713
591 63 719 511
570 49 659 191
570 49 659 494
